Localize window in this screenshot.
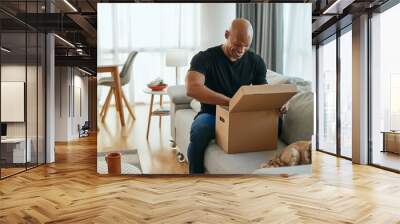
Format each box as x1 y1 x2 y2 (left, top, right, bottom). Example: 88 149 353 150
316 25 353 159
317 37 337 154
390 75 400 130
97 3 200 103
0 2 46 179
340 29 352 158
371 2 400 171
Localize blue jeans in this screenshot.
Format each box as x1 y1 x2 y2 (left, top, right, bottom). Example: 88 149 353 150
187 113 216 174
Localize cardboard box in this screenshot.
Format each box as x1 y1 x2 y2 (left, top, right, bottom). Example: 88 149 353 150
215 84 297 154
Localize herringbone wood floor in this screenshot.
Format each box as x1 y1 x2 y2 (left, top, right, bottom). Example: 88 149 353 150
1 133 400 223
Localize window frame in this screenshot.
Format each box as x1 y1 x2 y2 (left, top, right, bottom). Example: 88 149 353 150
368 0 400 173
315 24 352 161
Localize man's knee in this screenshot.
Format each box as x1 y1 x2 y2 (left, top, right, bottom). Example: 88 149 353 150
190 123 213 142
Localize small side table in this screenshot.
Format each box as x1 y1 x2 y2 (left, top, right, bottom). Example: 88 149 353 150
143 89 170 139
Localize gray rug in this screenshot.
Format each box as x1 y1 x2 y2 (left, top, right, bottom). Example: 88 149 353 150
97 149 142 174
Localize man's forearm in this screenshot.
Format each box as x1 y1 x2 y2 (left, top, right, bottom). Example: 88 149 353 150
187 85 230 106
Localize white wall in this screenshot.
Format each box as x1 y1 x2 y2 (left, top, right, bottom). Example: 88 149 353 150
1 65 37 137
200 3 236 50
72 73 89 138
54 66 69 141
1 63 46 164
1 66 26 140
55 67 89 141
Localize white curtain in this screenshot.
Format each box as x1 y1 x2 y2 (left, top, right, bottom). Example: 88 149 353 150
97 3 200 104
236 3 312 82
282 4 313 82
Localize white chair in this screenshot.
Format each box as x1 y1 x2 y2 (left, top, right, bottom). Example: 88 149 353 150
99 51 137 122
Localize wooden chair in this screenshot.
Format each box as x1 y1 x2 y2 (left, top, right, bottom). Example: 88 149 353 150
99 51 137 122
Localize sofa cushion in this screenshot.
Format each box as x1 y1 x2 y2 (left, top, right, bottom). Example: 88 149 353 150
266 70 312 92
266 69 289 85
204 140 288 174
190 99 201 113
280 91 314 145
286 77 312 92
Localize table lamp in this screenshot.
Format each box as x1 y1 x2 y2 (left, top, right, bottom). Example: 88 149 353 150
166 49 188 85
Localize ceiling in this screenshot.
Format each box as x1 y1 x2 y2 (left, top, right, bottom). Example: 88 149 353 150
311 0 391 44
0 0 99 74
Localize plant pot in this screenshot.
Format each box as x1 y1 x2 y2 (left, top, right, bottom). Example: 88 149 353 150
105 152 121 175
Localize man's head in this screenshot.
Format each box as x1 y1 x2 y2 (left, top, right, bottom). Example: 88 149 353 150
223 18 253 61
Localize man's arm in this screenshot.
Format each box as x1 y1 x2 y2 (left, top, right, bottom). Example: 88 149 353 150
185 71 230 106
252 56 267 85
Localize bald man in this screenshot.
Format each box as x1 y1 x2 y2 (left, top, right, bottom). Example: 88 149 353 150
185 19 279 174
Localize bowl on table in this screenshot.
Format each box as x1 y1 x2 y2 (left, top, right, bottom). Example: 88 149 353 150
147 84 168 91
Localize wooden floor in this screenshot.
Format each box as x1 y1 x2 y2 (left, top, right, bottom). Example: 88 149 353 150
0 105 400 223
0 135 400 223
1 167 26 178
98 104 187 174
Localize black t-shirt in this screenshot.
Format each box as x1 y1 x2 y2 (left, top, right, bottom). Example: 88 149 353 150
188 45 267 115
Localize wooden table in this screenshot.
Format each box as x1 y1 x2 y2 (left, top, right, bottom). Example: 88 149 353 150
382 131 400 154
97 65 126 126
143 89 170 139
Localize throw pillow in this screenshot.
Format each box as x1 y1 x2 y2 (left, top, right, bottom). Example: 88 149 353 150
287 77 312 92
280 91 314 145
266 69 289 85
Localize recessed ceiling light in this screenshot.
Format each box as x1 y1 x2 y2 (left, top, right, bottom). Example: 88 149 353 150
322 0 354 15
78 67 92 76
54 34 75 48
1 47 11 53
63 0 78 12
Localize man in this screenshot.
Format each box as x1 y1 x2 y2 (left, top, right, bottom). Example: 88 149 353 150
185 18 287 174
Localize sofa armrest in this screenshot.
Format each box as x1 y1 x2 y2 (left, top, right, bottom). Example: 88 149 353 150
167 85 193 105
167 85 193 142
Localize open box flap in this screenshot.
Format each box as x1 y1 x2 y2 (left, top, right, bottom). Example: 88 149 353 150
229 84 298 112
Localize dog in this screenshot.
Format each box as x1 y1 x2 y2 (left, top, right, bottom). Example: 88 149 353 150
261 141 311 168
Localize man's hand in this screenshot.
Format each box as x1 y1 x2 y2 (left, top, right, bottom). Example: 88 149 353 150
279 103 289 115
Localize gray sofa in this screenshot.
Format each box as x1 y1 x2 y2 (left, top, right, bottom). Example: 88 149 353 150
167 70 314 174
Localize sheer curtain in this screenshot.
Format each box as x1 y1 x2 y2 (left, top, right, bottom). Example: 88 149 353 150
282 4 312 81
236 3 284 72
98 3 200 104
236 3 312 82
